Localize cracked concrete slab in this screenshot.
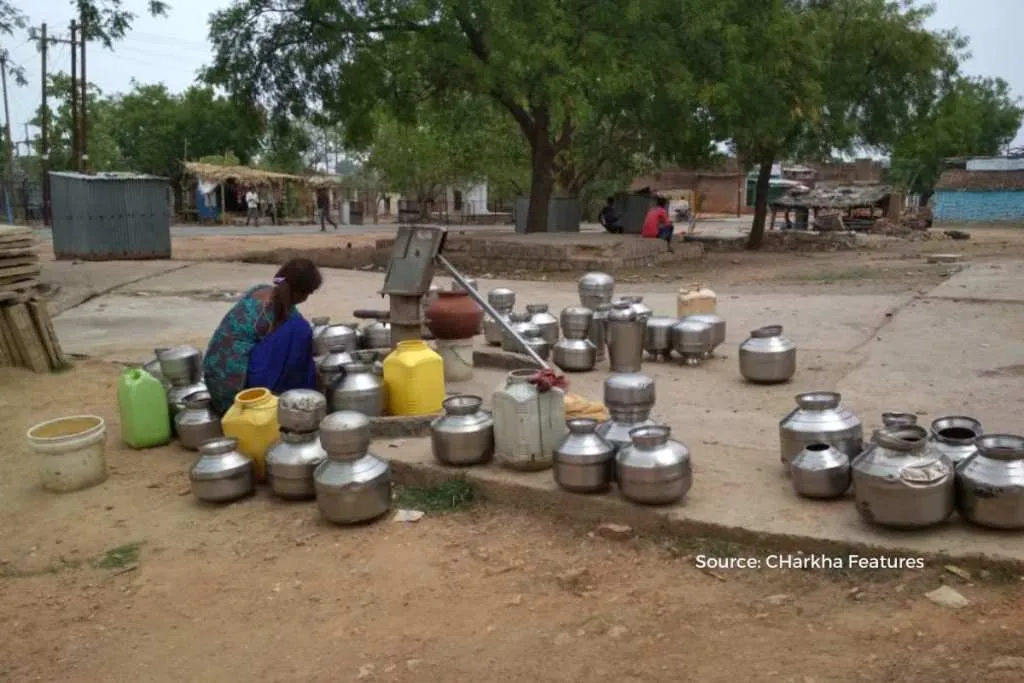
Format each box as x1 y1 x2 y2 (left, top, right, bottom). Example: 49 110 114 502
41 260 195 315
924 260 1024 303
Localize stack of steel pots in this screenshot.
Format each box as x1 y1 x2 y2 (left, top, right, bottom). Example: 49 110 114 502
189 437 254 504
553 418 616 493
526 303 560 344
852 425 954 529
957 434 1024 530
157 346 207 429
174 391 223 450
523 326 552 361
779 391 863 469
317 351 353 394
328 360 385 416
671 318 713 367
314 411 391 524
267 389 328 500
484 288 516 346
606 300 644 372
596 373 659 453
624 296 652 321
578 272 615 309
502 312 539 355
643 317 677 361
738 325 796 383
430 395 495 466
553 306 597 372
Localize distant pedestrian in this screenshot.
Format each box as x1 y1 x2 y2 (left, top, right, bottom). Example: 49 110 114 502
598 197 624 234
245 187 260 227
317 190 337 232
641 196 674 252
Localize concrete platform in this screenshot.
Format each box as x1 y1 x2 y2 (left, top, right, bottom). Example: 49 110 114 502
45 258 1024 565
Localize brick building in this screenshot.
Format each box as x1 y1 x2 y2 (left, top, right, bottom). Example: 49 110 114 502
933 168 1024 223
629 167 745 215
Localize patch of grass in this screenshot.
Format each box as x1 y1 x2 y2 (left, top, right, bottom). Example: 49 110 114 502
92 542 142 570
0 557 82 579
394 479 476 514
51 359 74 373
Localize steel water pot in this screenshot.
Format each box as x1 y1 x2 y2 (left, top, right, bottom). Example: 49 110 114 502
430 395 495 467
189 437 254 504
686 313 726 356
553 418 616 494
624 296 653 321
606 301 644 372
317 351 353 393
552 338 596 372
929 415 983 466
882 412 918 428
738 325 796 383
168 380 208 428
559 306 593 340
526 304 560 344
852 425 954 529
315 324 358 356
266 430 328 500
578 272 615 309
501 312 540 355
587 303 612 363
956 434 1024 530
616 425 692 505
328 361 385 417
779 391 863 468
157 345 203 385
523 326 551 361
790 443 850 499
644 316 677 360
484 288 516 346
174 392 223 450
671 318 713 366
277 389 327 433
314 411 392 524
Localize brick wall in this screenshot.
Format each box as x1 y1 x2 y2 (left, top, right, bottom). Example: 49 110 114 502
630 168 743 214
933 190 1024 223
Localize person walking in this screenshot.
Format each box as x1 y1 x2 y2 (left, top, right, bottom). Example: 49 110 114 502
244 187 260 227
318 190 337 231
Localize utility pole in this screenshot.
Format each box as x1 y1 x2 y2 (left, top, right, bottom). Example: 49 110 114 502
79 16 87 172
70 20 78 172
40 22 51 225
0 54 13 183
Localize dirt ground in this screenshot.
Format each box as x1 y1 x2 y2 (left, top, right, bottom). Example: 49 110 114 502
3 361 1024 682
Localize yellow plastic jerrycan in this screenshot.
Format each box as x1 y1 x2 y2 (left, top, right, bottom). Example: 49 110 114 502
221 388 279 481
676 282 717 317
382 340 445 416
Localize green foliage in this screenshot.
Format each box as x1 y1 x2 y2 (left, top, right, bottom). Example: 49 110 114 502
0 0 28 85
33 77 265 178
889 76 1023 197
73 0 170 48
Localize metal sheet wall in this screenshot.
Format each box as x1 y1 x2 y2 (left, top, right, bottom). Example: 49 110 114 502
513 196 582 233
49 172 172 260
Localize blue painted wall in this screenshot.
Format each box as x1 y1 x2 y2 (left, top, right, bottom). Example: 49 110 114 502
933 190 1024 223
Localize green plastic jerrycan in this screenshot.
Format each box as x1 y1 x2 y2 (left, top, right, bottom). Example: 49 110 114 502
118 367 171 448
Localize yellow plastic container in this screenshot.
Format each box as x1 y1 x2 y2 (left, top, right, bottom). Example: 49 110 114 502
382 340 445 416
221 388 279 481
676 282 717 317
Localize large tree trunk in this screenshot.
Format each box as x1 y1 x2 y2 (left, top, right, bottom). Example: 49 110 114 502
525 129 556 234
746 158 774 250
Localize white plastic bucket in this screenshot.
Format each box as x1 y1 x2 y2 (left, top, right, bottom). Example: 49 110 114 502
436 339 475 382
26 415 108 493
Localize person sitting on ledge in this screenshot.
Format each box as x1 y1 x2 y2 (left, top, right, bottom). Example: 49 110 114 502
598 196 624 234
641 196 674 252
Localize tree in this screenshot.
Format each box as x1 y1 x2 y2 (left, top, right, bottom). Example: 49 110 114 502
889 76 1023 201
204 0 707 233
1 0 28 85
73 0 169 47
31 73 122 170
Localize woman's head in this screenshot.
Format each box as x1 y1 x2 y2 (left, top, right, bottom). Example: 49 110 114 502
271 258 322 322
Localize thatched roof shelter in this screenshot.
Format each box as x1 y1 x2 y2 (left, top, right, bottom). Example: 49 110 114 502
772 184 892 210
306 174 354 189
182 161 304 185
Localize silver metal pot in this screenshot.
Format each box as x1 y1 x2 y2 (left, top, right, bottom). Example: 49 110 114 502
328 361 385 417
790 443 850 499
578 272 615 309
587 302 612 363
779 391 863 468
157 345 203 386
852 425 954 529
311 316 331 344
671 318 713 366
189 437 254 503
597 373 659 452
317 351 353 394
559 305 592 340
361 320 391 350
624 295 652 321
526 304 559 344
553 418 615 493
501 312 540 355
523 326 551 361
552 338 596 372
929 415 983 465
174 392 223 450
314 411 391 524
616 425 692 505
314 324 358 356
484 288 515 347
168 380 208 429
266 430 327 500
606 300 644 372
277 389 328 433
644 316 677 361
142 356 166 386
430 395 495 466
957 434 1024 529
739 325 796 383
882 412 918 428
686 313 726 356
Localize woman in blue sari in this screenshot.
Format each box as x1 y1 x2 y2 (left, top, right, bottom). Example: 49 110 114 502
203 258 323 415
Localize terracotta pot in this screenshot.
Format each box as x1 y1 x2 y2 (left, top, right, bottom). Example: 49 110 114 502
426 291 483 340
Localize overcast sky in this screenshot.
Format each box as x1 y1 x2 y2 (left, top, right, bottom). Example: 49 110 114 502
5 0 1024 150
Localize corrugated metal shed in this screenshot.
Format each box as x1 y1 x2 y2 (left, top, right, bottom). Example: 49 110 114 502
513 196 581 233
49 171 172 261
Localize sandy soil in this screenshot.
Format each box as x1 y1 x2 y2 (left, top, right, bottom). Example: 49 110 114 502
3 361 1024 682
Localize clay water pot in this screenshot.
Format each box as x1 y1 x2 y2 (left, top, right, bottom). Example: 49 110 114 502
426 290 484 340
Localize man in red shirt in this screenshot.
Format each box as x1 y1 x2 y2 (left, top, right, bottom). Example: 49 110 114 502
641 196 674 252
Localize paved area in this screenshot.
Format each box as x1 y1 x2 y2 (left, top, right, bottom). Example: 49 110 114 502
44 258 1024 562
